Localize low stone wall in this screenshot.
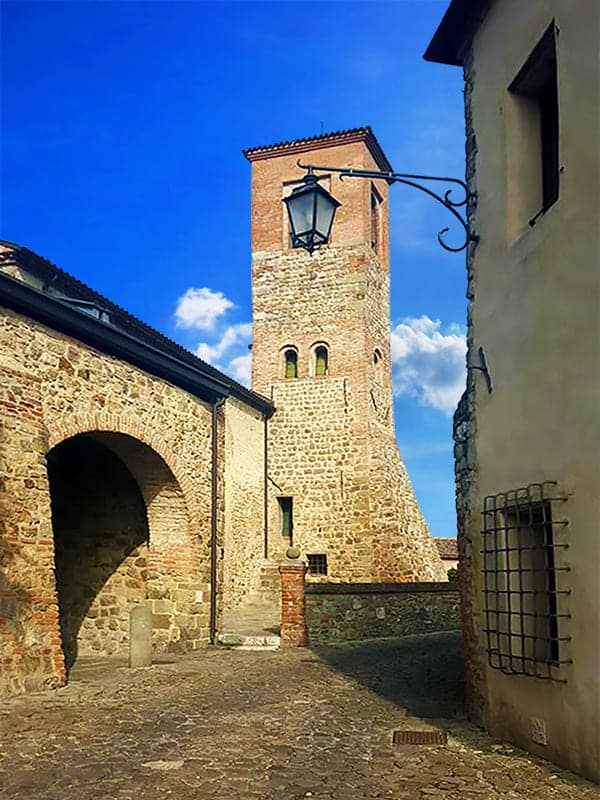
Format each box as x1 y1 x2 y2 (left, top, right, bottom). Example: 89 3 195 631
305 582 460 645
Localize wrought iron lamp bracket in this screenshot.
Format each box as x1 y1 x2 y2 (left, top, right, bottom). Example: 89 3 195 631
467 346 493 393
297 161 478 253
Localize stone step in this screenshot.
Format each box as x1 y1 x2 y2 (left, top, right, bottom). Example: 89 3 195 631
216 632 280 651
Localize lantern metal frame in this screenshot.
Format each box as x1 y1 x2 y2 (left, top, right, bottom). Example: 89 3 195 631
283 167 341 254
294 160 478 253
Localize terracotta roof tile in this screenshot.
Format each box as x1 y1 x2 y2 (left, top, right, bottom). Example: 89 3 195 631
243 126 393 173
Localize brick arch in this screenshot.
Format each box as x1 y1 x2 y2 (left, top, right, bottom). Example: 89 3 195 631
44 410 199 523
44 413 211 659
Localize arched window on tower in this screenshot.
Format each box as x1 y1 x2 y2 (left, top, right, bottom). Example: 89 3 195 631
283 348 298 379
315 345 329 377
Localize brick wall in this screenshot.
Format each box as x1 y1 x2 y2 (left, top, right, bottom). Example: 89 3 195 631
306 582 460 646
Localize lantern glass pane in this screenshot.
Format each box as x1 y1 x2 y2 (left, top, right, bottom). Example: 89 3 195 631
315 190 337 238
289 190 316 235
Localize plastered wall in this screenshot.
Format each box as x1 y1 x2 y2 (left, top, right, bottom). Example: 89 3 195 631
457 0 600 781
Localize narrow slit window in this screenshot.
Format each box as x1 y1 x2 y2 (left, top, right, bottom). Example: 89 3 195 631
284 349 298 379
370 186 382 251
278 497 293 539
315 346 328 377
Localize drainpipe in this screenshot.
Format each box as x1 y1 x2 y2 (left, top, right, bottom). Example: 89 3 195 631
263 414 269 560
209 395 227 645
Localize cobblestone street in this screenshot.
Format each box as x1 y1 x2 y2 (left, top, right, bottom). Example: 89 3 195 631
0 632 596 800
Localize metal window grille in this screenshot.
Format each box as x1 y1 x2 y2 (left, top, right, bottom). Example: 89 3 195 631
481 481 571 681
307 553 328 576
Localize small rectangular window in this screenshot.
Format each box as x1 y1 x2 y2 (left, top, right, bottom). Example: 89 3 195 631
278 497 293 539
509 22 559 227
307 553 327 576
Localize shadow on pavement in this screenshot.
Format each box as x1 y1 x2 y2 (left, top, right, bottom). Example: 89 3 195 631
311 630 465 719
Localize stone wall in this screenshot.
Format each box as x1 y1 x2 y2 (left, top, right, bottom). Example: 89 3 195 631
222 397 266 610
306 582 460 646
451 41 487 728
268 375 369 578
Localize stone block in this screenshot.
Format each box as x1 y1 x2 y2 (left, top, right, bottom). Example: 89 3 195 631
129 605 152 668
152 614 172 630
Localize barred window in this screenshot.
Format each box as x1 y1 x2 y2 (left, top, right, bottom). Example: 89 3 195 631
307 553 328 576
482 481 570 680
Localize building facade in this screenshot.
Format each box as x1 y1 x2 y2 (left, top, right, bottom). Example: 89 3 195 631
245 129 445 583
426 0 600 782
0 125 445 696
0 242 271 695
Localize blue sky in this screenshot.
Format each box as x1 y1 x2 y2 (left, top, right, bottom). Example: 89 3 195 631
1 0 466 538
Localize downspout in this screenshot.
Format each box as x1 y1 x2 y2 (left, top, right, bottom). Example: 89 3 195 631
209 395 227 645
263 414 269 560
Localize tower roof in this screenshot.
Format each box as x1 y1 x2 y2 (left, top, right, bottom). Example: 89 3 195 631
243 126 393 173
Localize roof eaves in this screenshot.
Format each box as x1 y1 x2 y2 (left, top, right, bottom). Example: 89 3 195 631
423 0 493 66
243 126 393 173
0 242 274 417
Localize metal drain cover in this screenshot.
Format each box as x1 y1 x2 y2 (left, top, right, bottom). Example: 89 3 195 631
392 729 447 746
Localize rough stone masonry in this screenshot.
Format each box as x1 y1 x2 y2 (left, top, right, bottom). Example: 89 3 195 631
244 127 446 583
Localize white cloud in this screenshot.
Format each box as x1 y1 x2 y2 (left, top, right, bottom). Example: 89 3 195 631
196 322 252 364
390 315 466 415
194 321 253 387
228 352 252 386
174 287 234 331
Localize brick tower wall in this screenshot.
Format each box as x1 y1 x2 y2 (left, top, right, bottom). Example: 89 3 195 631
246 131 445 582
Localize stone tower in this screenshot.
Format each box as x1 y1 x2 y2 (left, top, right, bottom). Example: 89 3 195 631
244 127 445 582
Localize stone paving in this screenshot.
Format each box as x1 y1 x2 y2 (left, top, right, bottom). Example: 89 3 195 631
0 631 597 799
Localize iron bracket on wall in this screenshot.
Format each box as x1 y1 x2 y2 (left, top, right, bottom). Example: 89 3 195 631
467 346 493 393
297 161 478 253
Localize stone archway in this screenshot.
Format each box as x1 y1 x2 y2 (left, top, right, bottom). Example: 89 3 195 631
46 431 209 672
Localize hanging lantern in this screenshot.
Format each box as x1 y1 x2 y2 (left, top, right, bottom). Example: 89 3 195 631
283 172 341 254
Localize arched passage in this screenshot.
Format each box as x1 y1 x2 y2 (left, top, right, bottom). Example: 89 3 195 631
46 431 207 671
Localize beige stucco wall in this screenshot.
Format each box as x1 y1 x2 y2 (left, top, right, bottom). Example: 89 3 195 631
465 0 599 781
